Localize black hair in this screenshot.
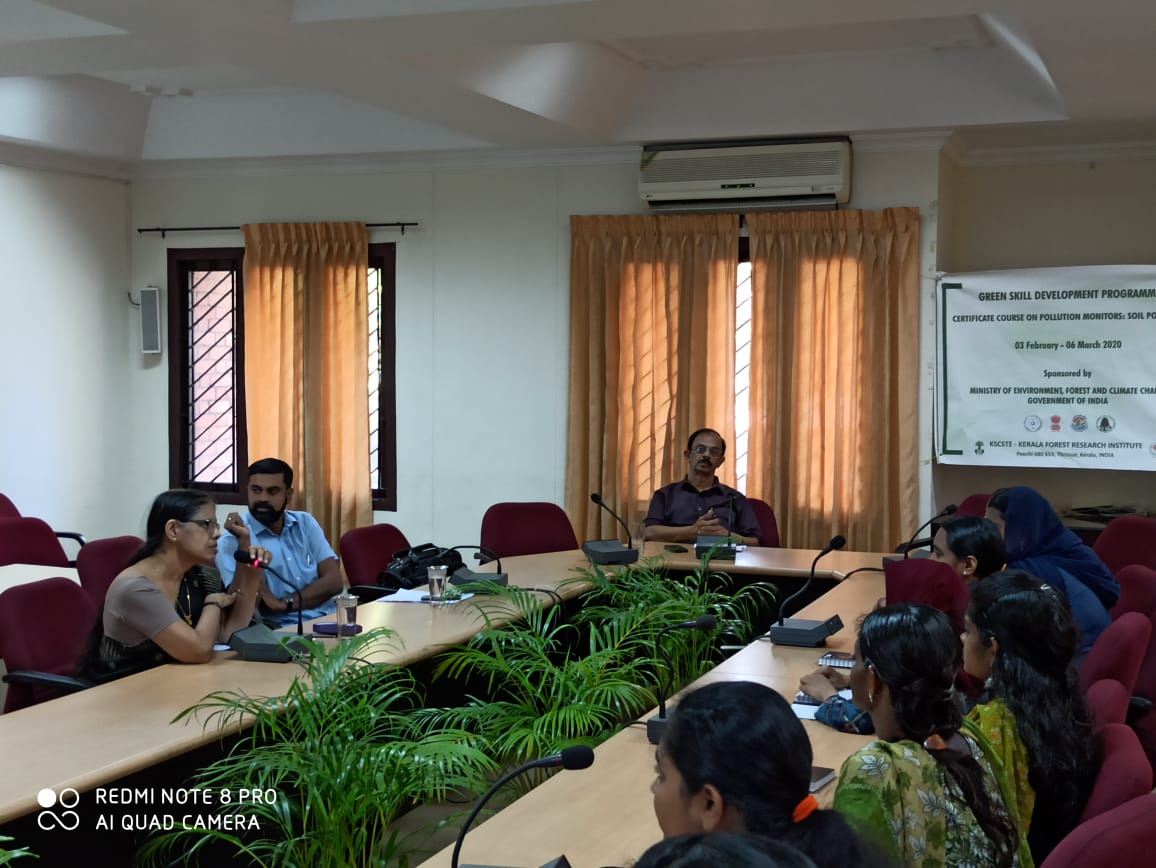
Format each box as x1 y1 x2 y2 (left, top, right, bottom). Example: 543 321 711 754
685 428 726 456
248 457 294 488
858 603 1017 868
126 488 216 568
968 570 1100 848
635 833 817 868
940 515 1007 579
987 488 1009 516
662 681 889 868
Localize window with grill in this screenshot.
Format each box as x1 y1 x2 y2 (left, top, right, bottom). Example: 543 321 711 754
167 244 397 509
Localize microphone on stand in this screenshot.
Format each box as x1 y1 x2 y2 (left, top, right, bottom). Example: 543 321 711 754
898 504 958 558
451 745 595 868
767 535 847 647
234 549 303 636
583 493 640 566
646 614 719 744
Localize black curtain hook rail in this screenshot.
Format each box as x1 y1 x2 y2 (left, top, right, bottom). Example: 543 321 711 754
136 222 419 238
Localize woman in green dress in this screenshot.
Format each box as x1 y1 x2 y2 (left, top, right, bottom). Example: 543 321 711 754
963 570 1100 863
833 603 1028 868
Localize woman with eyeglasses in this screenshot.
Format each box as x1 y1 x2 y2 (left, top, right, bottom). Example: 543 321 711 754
833 603 1029 868
963 570 1099 863
86 489 265 672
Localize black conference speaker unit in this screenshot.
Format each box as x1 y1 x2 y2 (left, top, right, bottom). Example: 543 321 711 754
229 624 315 662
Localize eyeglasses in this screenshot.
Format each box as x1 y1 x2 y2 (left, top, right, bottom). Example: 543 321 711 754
691 445 723 457
184 518 220 532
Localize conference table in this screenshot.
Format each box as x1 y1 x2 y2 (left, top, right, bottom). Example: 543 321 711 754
418 570 884 868
0 543 884 825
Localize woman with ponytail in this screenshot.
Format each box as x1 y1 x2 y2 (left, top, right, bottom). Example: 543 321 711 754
964 570 1100 862
84 489 266 674
650 680 891 868
834 603 1029 868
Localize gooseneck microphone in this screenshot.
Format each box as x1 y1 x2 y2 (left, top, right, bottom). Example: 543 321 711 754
646 614 719 745
899 504 958 558
767 535 847 647
233 549 303 636
451 745 594 868
583 493 640 566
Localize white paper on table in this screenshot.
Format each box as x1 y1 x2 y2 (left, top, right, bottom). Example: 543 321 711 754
373 587 474 604
791 689 852 720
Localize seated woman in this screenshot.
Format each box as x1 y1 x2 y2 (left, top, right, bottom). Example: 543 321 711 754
964 570 1100 863
986 487 1118 655
651 680 891 868
930 515 1007 584
84 489 265 674
833 603 1029 868
635 833 819 868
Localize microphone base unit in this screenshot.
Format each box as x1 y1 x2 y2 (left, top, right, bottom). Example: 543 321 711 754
646 713 669 745
582 540 640 565
694 535 738 560
451 567 510 588
462 860 570 868
229 624 315 662
767 614 845 648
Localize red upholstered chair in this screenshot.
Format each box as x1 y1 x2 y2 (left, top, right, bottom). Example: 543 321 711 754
956 493 992 517
0 517 71 568
339 523 411 586
1080 612 1152 695
747 498 781 548
884 557 970 634
1093 515 1156 576
1042 792 1156 868
480 502 578 559
76 535 143 610
1112 564 1156 620
1087 679 1131 730
1078 723 1153 824
0 577 96 713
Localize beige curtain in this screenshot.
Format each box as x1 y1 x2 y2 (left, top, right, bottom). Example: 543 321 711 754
242 222 372 545
746 209 920 552
566 214 738 541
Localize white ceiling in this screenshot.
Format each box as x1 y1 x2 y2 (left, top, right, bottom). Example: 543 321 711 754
2 0 1156 175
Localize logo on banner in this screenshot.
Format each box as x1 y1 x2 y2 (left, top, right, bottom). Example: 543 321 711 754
1096 416 1115 433
1024 415 1042 432
1050 415 1062 432
1150 444 1156 458
974 441 985 455
1071 415 1089 432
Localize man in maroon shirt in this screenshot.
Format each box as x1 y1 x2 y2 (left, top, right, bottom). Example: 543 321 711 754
642 428 763 546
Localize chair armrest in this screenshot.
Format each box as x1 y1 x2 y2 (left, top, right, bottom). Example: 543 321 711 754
3 670 92 693
54 531 87 547
1127 695 1152 725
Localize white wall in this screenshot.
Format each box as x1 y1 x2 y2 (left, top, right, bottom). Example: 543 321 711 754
0 164 133 539
936 156 1156 512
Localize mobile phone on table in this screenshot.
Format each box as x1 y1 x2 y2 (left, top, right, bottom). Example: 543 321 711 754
809 765 837 792
817 651 855 669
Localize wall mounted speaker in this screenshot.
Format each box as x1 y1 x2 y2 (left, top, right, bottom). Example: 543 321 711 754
140 286 162 354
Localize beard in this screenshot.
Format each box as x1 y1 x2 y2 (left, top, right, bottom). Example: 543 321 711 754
251 502 286 526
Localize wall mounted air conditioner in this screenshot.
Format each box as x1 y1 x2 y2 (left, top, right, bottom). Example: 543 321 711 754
639 138 851 212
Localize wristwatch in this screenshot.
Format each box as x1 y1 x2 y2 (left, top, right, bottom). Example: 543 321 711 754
283 595 296 612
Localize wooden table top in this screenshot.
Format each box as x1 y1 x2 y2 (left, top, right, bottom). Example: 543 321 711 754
0 547 883 824
417 573 883 868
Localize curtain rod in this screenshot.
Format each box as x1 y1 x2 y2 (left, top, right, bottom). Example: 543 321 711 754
136 222 419 238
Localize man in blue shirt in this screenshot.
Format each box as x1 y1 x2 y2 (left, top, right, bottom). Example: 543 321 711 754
216 457 343 626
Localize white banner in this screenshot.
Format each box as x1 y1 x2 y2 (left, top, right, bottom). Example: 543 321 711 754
935 265 1156 470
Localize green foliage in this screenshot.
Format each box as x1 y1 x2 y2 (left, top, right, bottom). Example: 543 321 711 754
137 629 497 868
0 837 36 864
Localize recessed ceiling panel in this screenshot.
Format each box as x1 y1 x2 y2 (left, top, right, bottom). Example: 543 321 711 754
0 0 124 44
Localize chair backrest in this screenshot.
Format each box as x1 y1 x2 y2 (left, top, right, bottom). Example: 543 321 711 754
0 516 70 568
746 498 780 548
1043 792 1156 868
1111 564 1156 620
884 557 969 634
0 577 97 713
1131 610 1156 702
480 502 578 559
339 523 411 586
956 492 992 517
0 492 20 518
1080 612 1152 694
1086 678 1130 730
1079 723 1153 824
76 535 143 610
1094 515 1156 576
